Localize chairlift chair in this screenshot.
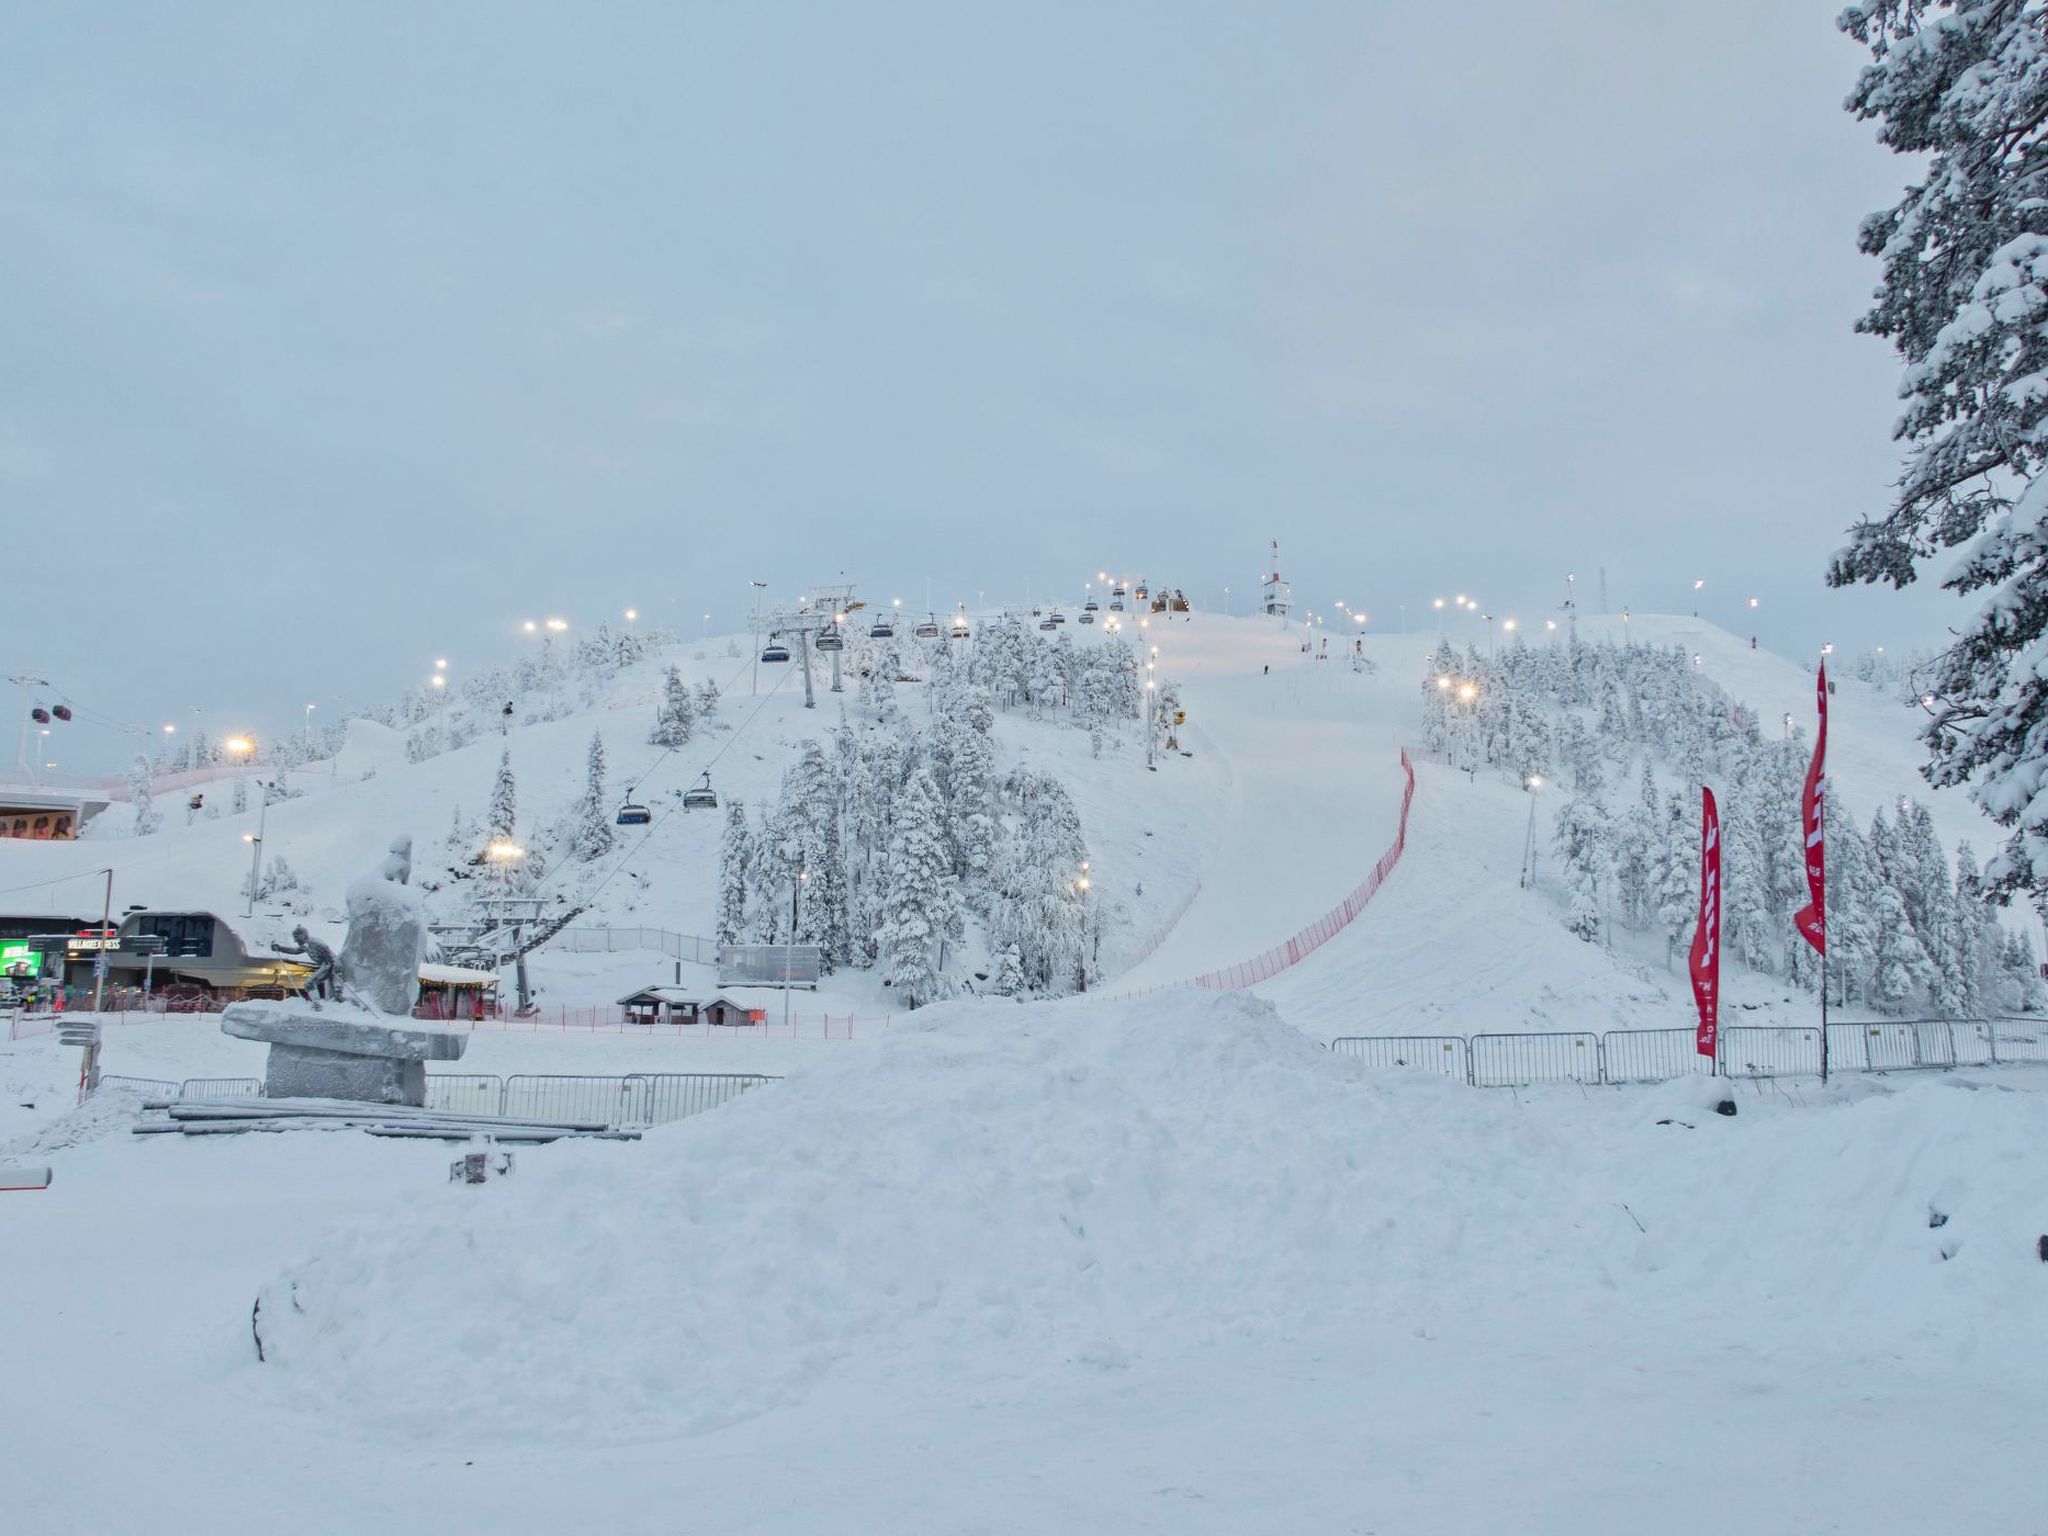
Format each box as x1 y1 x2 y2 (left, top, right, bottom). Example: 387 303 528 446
761 642 791 663
815 626 845 653
1039 616 1057 631
868 618 895 639
914 617 942 639
681 772 718 811
1050 609 1066 625
615 799 653 826
1083 598 1099 612
1078 610 1095 625
1135 584 1149 601
1109 598 1125 611
949 618 970 641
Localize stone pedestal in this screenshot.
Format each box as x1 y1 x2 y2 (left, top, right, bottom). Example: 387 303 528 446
221 1000 469 1107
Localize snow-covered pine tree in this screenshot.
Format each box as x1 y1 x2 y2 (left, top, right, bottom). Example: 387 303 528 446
488 750 517 842
1652 793 1696 970
716 799 749 948
992 942 1025 1000
694 677 721 720
128 756 160 836
650 665 696 747
573 731 615 860
1833 4 2048 904
879 769 957 1007
1553 786 1610 942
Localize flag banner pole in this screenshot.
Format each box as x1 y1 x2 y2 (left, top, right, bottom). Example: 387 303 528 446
1793 661 1829 1082
1690 786 1722 1071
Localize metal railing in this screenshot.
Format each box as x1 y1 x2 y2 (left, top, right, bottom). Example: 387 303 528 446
1327 1035 1467 1079
100 1071 779 1128
1329 1017 2048 1087
546 926 721 966
176 1076 264 1100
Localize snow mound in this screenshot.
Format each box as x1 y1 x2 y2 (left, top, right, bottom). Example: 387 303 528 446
250 992 2048 1445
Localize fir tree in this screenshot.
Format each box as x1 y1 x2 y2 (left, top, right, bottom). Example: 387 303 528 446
1833 3 2048 903
573 731 615 860
488 750 518 842
716 800 750 948
650 665 696 748
879 770 957 1007
128 756 160 836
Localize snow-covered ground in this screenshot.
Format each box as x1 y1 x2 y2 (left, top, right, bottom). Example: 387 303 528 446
7 607 2043 1531
6 991 2046 1534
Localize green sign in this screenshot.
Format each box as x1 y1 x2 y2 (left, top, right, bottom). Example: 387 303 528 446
0 940 44 976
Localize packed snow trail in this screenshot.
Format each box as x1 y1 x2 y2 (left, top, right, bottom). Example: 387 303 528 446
1108 613 1407 991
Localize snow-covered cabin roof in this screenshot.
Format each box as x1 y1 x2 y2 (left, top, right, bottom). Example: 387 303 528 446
419 962 498 988
617 985 782 1009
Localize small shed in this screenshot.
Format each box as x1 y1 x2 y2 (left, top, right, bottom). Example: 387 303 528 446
618 986 774 1027
417 962 501 1021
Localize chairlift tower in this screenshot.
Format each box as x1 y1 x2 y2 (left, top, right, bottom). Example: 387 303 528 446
752 584 862 709
1259 540 1292 621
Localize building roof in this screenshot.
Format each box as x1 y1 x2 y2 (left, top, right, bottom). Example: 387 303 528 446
617 985 782 1009
419 962 499 988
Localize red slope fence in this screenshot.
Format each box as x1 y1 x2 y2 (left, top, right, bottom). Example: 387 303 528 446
1119 749 1416 996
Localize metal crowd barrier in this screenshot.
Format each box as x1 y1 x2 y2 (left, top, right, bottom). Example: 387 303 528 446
1329 1019 2048 1087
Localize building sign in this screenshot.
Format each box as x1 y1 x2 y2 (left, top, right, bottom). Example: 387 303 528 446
64 929 120 958
0 805 78 841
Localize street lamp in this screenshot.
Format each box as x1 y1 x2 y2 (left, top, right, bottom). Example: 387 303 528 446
625 609 638 623
523 620 537 633
545 618 568 633
1521 776 1544 887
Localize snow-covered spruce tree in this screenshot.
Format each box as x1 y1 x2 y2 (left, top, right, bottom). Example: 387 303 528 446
716 799 749 948
694 676 721 721
1651 793 1697 970
1834 3 2048 905
784 740 851 968
128 757 160 836
232 778 248 815
650 665 695 748
1552 786 1610 943
572 731 614 861
488 750 518 842
879 770 958 1007
992 942 1025 999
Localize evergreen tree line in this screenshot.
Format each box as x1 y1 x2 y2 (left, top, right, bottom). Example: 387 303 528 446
1421 632 2045 1016
717 672 1095 1007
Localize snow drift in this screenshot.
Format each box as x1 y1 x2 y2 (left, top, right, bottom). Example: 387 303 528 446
250 991 2048 1445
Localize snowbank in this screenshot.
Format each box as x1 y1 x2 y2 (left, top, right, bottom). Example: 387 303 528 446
249 990 2048 1446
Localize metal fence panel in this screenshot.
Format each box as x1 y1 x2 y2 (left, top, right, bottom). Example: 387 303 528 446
425 1073 504 1114
630 1073 777 1126
501 1074 647 1126
178 1076 263 1100
1989 1018 2048 1063
1601 1029 1710 1084
1908 1021 1957 1070
1721 1027 1822 1078
1948 1020 1996 1066
1470 1032 1600 1087
98 1074 181 1098
1328 1036 1468 1079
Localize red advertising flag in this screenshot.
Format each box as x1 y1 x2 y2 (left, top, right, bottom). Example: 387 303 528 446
1792 661 1828 954
1690 786 1722 1059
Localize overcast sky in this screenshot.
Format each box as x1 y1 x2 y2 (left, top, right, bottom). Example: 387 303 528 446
0 3 1947 769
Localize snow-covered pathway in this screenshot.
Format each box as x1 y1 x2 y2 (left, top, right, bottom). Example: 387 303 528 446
1111 615 1408 991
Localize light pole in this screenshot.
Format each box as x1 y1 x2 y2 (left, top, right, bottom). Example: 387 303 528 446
243 787 272 917
1521 776 1543 888
1076 861 1093 991
785 868 806 1032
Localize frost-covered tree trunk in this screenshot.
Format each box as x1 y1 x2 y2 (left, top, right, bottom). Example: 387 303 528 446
1833 2 2048 906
